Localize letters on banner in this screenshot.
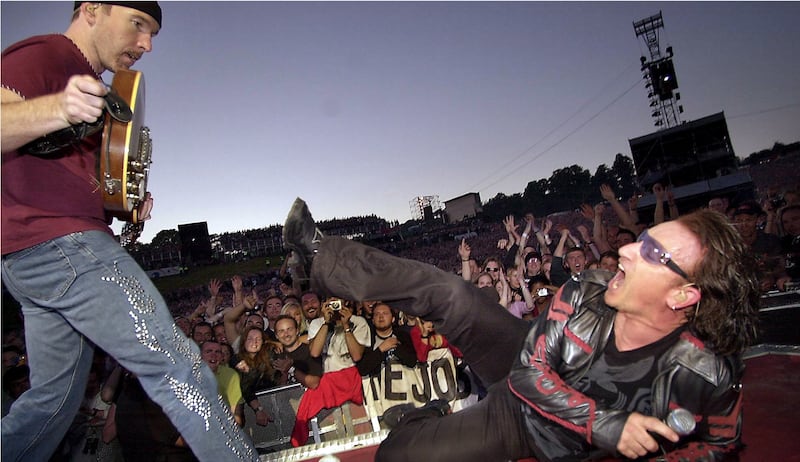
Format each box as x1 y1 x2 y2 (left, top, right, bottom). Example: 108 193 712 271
362 348 480 416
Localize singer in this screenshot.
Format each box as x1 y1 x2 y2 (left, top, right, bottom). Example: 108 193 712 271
283 199 759 461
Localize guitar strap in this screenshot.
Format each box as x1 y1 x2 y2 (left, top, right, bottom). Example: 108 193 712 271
21 120 103 156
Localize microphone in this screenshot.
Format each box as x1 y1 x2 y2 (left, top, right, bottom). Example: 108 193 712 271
665 408 696 436
647 408 696 458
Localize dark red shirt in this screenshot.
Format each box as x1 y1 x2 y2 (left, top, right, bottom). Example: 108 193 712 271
2 34 112 255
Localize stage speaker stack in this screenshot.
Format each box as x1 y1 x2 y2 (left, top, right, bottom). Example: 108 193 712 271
178 222 212 266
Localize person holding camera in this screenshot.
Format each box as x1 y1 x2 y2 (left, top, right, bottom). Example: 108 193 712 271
291 298 370 446
308 298 370 373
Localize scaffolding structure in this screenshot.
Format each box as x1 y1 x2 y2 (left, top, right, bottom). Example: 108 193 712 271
634 11 683 129
409 195 441 222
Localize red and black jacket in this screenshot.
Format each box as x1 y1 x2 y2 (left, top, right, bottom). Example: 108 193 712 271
508 270 743 461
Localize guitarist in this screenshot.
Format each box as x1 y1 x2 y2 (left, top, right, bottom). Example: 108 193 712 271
1 3 258 461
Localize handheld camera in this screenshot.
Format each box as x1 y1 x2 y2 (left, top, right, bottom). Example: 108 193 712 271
537 288 550 297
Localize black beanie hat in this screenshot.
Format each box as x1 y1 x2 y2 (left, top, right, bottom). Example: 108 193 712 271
74 1 162 28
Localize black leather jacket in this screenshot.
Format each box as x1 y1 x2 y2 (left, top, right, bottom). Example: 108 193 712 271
508 270 743 461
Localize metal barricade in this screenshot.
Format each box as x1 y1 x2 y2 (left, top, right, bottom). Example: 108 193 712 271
243 383 305 453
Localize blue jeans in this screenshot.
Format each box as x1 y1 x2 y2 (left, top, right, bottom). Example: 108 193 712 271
1 231 257 461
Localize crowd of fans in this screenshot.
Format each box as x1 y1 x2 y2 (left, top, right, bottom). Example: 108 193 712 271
3 182 798 459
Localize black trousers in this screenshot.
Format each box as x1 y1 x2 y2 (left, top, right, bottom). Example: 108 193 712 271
311 237 536 461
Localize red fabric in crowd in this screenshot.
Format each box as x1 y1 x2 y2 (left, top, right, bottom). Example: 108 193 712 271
291 366 364 447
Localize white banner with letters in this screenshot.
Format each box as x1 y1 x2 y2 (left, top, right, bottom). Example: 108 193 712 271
361 348 480 417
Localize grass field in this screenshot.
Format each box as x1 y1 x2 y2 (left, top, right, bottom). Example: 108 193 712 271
151 256 284 294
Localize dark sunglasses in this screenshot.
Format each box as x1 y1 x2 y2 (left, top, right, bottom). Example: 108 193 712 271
486 267 500 272
637 229 690 280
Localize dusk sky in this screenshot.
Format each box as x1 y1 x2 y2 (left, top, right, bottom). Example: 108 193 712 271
3 1 798 243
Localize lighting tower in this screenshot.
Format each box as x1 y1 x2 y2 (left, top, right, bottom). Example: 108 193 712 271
633 11 683 129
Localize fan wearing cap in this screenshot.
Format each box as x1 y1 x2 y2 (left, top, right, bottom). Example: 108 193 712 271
523 251 544 280
731 201 783 290
1 3 258 461
732 201 781 253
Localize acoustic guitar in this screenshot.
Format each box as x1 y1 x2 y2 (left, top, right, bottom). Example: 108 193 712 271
99 69 153 246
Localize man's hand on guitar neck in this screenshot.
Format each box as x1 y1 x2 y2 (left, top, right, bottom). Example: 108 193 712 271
137 192 154 222
120 193 152 248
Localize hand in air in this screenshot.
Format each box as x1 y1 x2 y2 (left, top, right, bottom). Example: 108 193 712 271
577 224 591 242
243 293 258 310
208 277 222 298
458 238 471 261
543 219 553 235
579 204 594 221
503 215 517 234
231 275 243 293
652 183 665 201
524 213 535 225
594 203 606 216
600 184 616 202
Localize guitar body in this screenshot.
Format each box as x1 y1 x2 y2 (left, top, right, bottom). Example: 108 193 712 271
100 69 152 225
